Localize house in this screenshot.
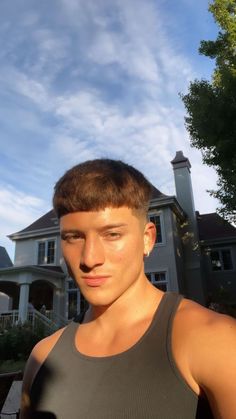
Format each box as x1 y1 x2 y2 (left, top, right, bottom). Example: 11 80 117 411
197 212 236 304
1 151 236 326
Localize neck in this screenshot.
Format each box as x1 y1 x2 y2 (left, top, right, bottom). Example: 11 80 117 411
84 277 162 330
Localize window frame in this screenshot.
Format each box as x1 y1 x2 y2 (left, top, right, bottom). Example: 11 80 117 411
148 211 165 246
209 247 234 272
36 237 56 265
145 270 169 291
67 278 88 318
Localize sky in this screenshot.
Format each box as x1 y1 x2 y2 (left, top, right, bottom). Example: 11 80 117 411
0 0 220 261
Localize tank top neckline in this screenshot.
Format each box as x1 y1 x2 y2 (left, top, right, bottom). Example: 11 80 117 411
69 291 182 362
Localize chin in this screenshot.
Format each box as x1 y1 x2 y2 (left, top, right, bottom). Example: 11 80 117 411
83 289 118 308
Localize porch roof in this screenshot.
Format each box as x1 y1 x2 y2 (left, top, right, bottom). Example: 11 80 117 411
0 264 65 278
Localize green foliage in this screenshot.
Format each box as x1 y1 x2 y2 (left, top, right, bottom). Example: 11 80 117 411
0 359 25 374
181 0 236 222
0 323 48 361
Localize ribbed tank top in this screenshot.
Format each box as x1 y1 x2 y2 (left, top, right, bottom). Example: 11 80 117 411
30 292 213 418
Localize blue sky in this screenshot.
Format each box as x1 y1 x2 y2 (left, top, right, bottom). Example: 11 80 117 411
0 0 220 260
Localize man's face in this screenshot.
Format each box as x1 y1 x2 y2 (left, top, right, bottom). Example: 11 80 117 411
60 206 155 307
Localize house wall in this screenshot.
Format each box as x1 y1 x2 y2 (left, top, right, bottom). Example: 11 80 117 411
201 243 236 304
14 233 61 266
170 211 186 295
145 207 179 292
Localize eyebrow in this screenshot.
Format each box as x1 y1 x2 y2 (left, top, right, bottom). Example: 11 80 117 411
60 224 128 237
60 229 82 237
99 223 128 229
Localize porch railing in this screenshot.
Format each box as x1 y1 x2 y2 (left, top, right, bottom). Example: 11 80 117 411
0 311 19 331
0 309 68 333
44 310 68 327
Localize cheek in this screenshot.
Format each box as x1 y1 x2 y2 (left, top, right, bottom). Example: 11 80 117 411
107 238 143 265
62 244 80 265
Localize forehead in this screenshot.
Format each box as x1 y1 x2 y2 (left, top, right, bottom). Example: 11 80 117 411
59 206 141 230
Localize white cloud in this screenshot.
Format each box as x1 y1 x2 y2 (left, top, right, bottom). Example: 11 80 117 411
0 66 51 111
190 159 220 214
0 0 221 259
0 185 45 226
0 184 47 261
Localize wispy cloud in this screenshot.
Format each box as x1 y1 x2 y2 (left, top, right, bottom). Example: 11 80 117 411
0 184 47 260
0 0 220 260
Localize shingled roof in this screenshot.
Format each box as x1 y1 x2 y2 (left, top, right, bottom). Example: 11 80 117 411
0 246 13 267
197 212 236 241
151 185 169 200
14 210 58 234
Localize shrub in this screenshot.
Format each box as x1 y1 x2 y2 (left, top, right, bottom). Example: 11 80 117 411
0 323 49 361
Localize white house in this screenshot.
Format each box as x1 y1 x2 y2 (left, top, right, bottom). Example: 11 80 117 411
1 151 236 327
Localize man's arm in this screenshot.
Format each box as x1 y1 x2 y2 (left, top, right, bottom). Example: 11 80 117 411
20 328 65 419
173 299 236 419
193 312 236 419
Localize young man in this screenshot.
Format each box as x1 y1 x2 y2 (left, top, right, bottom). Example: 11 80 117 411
20 159 236 419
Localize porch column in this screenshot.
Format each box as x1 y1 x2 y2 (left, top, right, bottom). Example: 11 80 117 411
18 274 32 323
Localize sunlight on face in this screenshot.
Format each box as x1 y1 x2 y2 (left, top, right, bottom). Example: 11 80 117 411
60 207 155 307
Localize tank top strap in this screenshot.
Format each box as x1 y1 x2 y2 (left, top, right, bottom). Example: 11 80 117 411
58 310 86 344
154 291 183 322
50 320 79 358
150 291 183 348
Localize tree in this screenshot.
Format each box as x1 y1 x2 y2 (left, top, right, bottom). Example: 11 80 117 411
181 0 236 223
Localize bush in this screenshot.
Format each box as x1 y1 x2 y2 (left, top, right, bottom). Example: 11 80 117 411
0 323 49 361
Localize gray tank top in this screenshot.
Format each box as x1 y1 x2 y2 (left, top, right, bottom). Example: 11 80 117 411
30 292 213 418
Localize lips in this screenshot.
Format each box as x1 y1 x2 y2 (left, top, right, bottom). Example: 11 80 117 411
82 276 110 287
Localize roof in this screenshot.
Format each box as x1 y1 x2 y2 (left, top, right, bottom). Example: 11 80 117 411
12 210 58 235
151 185 169 200
0 264 65 277
0 246 13 268
31 265 64 273
197 212 236 241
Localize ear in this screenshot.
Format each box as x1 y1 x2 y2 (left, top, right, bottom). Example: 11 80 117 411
143 221 156 256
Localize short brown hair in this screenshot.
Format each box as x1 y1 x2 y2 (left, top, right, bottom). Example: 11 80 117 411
53 159 152 218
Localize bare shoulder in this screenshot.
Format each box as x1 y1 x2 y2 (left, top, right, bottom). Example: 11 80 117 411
20 327 66 418
174 297 236 418
29 327 65 365
175 297 236 363
23 327 66 387
176 297 236 345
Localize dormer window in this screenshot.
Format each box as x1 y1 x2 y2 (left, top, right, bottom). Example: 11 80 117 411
37 239 56 265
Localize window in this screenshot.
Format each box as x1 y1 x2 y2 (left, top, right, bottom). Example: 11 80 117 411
146 271 168 291
149 214 163 244
210 249 233 271
37 239 55 265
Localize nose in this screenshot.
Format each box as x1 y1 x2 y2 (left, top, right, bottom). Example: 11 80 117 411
80 234 105 270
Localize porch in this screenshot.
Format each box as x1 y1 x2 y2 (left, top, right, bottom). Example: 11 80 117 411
0 265 66 325
0 307 68 333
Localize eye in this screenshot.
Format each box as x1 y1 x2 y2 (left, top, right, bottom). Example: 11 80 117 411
61 233 83 243
105 231 122 240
